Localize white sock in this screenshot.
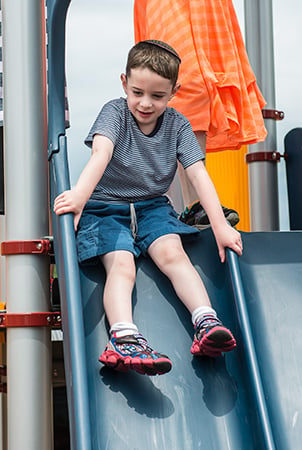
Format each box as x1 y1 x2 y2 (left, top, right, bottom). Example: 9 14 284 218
110 322 138 338
191 306 217 325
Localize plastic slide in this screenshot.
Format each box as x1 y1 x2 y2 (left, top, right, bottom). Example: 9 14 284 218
45 2 302 447
71 228 301 450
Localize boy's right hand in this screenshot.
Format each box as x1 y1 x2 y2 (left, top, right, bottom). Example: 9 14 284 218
53 189 85 230
213 222 243 263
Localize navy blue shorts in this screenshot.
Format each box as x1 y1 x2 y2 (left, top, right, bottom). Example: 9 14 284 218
76 196 199 263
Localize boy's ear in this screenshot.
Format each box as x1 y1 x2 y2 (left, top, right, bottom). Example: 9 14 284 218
121 73 127 94
170 83 181 99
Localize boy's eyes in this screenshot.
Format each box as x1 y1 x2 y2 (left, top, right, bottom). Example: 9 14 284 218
132 90 165 99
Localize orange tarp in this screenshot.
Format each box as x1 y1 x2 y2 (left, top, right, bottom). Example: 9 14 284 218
134 0 267 152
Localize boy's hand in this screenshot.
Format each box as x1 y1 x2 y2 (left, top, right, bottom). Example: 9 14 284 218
53 189 85 230
213 223 243 263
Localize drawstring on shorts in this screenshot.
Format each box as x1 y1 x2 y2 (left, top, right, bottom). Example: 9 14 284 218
130 203 138 239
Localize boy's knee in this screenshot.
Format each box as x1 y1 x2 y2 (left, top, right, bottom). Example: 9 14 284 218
115 259 135 280
165 246 187 266
103 252 136 281
153 241 187 267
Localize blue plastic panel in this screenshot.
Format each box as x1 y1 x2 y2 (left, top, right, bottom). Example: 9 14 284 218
79 229 267 449
236 231 302 450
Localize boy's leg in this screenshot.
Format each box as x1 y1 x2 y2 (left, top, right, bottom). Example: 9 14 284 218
101 250 136 325
99 250 172 375
148 234 211 313
148 234 236 357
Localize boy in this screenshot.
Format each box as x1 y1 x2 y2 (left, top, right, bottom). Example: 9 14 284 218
54 40 243 376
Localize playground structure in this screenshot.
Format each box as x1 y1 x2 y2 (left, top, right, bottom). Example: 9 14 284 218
0 0 302 449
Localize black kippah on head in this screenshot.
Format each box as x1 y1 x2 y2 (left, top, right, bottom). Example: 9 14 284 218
142 39 181 63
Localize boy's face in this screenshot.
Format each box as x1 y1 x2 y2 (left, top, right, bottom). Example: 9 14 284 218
121 68 180 135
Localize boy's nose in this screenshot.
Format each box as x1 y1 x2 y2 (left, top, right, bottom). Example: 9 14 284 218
140 98 152 108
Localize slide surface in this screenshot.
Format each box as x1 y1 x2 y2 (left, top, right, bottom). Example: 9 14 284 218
45 1 302 446
77 228 302 450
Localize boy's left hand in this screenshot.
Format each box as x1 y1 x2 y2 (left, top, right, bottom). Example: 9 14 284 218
213 224 243 263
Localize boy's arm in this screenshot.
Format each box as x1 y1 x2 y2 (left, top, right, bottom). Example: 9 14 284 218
53 134 113 229
185 160 243 262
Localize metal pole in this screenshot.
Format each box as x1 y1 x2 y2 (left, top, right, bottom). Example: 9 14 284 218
46 1 93 447
2 1 52 449
244 0 279 231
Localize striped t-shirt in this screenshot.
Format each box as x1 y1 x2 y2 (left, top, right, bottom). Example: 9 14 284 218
85 97 204 202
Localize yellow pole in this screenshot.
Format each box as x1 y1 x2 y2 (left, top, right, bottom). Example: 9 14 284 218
206 146 250 231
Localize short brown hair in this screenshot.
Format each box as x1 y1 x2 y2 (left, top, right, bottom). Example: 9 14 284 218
125 41 180 88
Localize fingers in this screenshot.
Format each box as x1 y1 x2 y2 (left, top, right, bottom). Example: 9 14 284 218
216 228 243 262
236 234 243 254
230 236 243 256
218 245 226 263
53 198 67 215
53 191 72 215
229 227 243 255
237 240 243 255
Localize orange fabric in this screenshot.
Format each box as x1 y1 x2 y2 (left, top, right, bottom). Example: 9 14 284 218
134 0 267 152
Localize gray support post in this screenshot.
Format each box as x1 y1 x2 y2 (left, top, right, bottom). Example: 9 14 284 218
2 1 52 449
244 0 279 231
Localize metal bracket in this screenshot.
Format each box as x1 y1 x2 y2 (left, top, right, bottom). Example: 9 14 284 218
246 151 287 164
262 109 284 120
1 238 53 256
0 312 62 328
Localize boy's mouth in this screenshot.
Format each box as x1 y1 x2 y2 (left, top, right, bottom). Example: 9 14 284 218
138 110 153 118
